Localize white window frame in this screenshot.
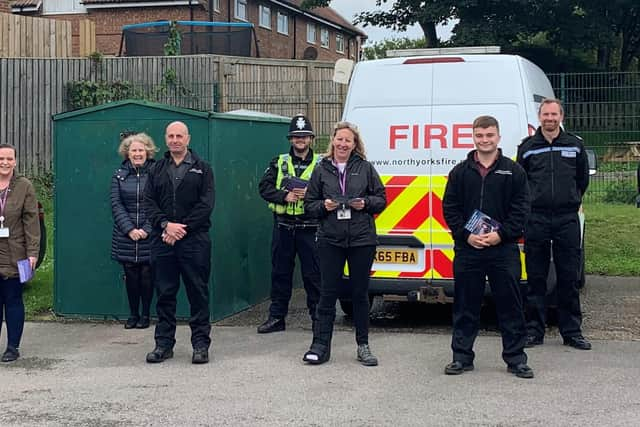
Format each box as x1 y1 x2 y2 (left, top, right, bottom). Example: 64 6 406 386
320 28 329 49
235 0 248 21
306 23 316 44
336 33 345 53
43 0 86 15
277 12 288 35
259 5 271 29
213 0 220 11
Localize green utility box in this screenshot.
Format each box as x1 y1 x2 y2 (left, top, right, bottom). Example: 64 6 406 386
52 100 289 320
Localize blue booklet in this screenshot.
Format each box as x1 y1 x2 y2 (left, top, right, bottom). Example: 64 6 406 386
464 209 501 235
17 259 34 283
283 176 309 191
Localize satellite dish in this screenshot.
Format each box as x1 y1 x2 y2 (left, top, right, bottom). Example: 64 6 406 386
303 46 318 60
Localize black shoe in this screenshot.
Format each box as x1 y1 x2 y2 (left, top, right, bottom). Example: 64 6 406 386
124 317 139 329
1 347 20 363
525 335 544 348
444 361 474 375
303 343 331 365
508 363 535 379
257 317 285 334
563 335 592 350
192 347 209 364
146 347 173 363
136 316 151 329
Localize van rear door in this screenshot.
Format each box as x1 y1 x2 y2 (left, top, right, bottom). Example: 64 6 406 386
429 55 528 280
344 58 434 283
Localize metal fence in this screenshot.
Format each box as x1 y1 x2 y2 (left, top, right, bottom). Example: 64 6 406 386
549 72 640 203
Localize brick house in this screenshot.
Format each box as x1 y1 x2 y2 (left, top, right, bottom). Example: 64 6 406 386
1 0 10 13
10 0 366 60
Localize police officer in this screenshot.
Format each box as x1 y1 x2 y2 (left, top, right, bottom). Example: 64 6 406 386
144 121 215 364
256 114 321 334
517 98 591 350
443 115 533 378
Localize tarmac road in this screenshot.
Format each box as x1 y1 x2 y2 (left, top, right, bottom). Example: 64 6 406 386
0 275 638 427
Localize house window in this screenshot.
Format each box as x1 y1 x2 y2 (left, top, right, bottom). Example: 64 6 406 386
43 0 86 14
320 28 329 49
213 0 220 11
277 12 288 35
259 5 271 29
307 24 316 44
336 34 344 53
235 0 248 21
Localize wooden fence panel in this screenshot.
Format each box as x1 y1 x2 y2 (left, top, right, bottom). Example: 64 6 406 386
0 55 346 173
0 13 72 58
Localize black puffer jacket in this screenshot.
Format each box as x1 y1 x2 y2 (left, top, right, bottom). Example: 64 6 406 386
517 127 589 214
304 153 386 247
443 150 530 247
111 159 154 263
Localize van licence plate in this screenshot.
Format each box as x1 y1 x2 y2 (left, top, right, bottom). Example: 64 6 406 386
375 248 418 265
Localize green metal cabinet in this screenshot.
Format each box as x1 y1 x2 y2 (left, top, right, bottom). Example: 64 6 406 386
52 100 289 320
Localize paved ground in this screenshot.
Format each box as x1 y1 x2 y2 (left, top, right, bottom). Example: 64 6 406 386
0 275 638 426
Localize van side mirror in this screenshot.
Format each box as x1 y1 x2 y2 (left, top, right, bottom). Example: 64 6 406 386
586 149 597 175
333 59 354 85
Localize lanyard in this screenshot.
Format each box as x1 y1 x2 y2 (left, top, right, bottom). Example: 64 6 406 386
338 169 347 195
0 188 8 225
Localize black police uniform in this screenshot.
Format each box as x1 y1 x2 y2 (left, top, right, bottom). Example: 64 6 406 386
257 115 321 332
443 149 530 367
517 127 589 341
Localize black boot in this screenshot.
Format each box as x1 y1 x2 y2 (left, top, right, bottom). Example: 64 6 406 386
303 314 333 365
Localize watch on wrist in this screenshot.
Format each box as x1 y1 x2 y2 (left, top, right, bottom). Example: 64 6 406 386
161 220 168 229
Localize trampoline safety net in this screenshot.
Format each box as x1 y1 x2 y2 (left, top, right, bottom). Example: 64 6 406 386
122 21 254 57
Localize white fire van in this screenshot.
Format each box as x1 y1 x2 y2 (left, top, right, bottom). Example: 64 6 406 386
338 50 581 307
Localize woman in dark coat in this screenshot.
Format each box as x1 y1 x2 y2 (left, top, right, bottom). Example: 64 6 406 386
302 121 387 366
111 133 156 329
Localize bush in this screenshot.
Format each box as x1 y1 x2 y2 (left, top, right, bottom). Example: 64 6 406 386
602 180 637 204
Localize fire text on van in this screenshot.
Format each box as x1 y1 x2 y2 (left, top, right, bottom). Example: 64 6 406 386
389 124 474 149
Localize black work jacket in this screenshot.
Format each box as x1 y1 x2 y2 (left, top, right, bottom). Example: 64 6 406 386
111 159 154 263
516 128 589 214
144 150 215 235
443 150 530 248
304 154 386 247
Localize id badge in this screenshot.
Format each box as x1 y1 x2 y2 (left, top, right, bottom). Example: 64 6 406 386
0 227 9 238
337 208 351 220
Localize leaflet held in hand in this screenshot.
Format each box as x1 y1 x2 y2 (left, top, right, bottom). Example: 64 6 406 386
282 176 309 191
17 259 34 283
464 209 501 235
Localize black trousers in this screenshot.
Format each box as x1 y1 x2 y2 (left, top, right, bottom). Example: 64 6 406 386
151 232 211 350
451 244 527 367
315 243 376 346
269 221 321 320
122 262 153 318
525 212 583 339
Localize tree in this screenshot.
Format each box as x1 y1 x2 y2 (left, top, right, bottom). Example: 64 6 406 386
301 0 457 48
303 0 640 71
362 37 427 60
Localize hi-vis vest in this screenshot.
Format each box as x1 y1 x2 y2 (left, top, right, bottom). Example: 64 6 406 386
268 153 321 215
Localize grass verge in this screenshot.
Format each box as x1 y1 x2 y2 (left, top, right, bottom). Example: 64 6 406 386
584 202 640 276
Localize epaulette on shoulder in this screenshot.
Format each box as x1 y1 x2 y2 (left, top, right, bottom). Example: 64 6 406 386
519 135 533 146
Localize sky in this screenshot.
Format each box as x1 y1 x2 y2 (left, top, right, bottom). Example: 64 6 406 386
327 0 453 45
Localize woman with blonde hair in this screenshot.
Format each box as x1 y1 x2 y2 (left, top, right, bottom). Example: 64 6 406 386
111 132 156 329
302 121 387 366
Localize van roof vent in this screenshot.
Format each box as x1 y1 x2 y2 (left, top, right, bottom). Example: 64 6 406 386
387 46 501 57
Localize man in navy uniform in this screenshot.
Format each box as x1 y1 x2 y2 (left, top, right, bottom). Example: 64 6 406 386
257 114 321 334
517 98 591 350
